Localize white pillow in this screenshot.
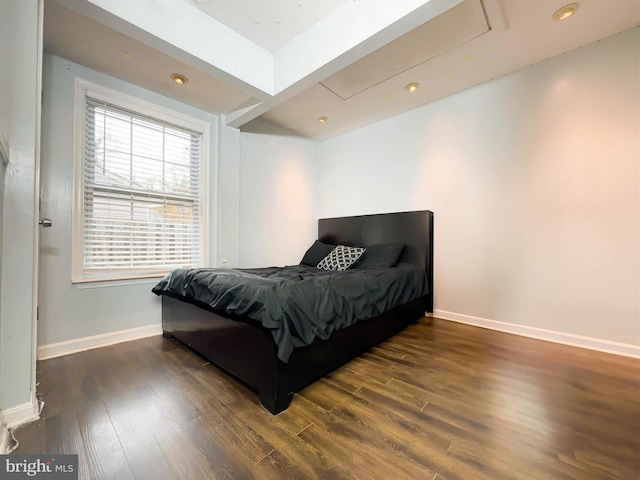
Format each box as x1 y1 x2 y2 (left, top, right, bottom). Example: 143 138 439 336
317 245 366 271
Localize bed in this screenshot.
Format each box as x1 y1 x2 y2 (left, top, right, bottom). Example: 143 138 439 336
154 210 434 414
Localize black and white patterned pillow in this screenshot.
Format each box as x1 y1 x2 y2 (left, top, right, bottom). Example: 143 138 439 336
317 245 366 271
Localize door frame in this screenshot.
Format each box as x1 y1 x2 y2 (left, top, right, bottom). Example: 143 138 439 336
29 0 45 419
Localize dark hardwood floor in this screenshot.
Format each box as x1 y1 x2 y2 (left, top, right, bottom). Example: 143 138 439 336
13 318 640 480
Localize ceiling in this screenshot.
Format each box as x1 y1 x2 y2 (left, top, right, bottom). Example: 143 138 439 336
45 0 640 141
189 0 353 52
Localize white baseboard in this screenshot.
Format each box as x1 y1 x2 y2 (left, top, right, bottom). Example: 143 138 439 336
433 309 640 359
0 412 9 454
3 392 40 430
0 391 41 453
38 324 162 360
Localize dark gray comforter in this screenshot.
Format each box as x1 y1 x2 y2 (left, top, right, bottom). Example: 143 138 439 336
152 264 427 362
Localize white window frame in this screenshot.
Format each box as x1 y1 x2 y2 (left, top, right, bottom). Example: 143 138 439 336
72 78 210 283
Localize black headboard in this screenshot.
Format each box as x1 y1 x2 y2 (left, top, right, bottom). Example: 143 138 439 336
318 210 434 313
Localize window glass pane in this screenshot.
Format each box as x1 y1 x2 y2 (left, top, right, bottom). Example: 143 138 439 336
82 96 203 280
165 131 192 166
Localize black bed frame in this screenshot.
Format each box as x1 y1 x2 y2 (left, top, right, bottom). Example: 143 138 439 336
161 210 434 414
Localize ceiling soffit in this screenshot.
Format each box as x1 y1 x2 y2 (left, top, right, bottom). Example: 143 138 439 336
320 0 489 100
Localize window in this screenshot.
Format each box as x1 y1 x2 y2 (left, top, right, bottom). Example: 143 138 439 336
73 80 209 282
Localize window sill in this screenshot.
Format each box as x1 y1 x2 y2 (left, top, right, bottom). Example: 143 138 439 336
72 275 165 289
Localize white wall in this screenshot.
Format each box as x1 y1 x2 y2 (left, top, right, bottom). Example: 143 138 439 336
319 28 640 349
217 124 241 267
37 54 318 348
38 54 227 346
0 0 39 410
0 134 5 392
239 120 319 267
0 155 4 319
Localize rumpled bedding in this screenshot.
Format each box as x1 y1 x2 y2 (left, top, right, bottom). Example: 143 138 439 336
152 264 427 362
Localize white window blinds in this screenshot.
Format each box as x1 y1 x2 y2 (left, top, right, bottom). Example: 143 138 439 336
81 96 203 279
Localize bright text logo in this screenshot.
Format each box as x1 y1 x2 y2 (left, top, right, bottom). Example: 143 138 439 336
0 455 77 479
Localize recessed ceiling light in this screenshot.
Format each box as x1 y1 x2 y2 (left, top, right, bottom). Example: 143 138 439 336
553 3 579 21
405 83 419 93
193 0 210 4
318 116 328 123
171 73 189 85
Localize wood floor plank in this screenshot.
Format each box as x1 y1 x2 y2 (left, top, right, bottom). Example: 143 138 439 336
102 385 158 451
152 359 276 466
186 393 275 465
10 419 45 454
124 439 181 480
327 385 523 480
297 378 354 411
250 448 354 480
292 394 439 480
181 415 256 479
228 396 350 479
146 371 204 426
149 419 224 480
323 363 378 391
74 401 135 480
363 377 430 412
35 357 75 418
299 421 438 480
